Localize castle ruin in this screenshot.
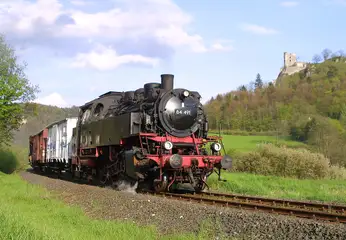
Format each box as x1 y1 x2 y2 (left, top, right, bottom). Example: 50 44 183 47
280 52 307 76
273 52 308 85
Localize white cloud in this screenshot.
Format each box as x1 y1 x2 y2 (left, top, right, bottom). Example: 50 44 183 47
0 0 63 35
70 0 89 6
0 0 232 70
34 92 68 107
209 43 232 52
280 1 299 7
70 44 159 70
240 23 279 35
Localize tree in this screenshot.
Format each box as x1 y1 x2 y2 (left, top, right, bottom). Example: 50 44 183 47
0 34 39 146
238 85 247 91
337 50 345 57
321 48 332 61
312 54 322 63
254 73 263 89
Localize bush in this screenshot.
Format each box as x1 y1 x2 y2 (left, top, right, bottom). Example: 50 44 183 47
306 116 346 167
288 115 346 167
0 148 19 174
328 165 346 180
233 144 345 179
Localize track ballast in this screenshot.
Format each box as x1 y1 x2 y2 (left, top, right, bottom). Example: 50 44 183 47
141 190 346 224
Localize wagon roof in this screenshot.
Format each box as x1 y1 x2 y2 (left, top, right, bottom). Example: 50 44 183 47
29 128 45 138
45 117 78 129
29 117 78 138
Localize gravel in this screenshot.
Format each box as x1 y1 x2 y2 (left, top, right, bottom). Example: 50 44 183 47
20 170 346 240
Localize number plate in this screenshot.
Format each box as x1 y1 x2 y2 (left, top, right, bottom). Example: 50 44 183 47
175 108 192 116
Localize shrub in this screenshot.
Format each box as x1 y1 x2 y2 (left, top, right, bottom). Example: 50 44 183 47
233 144 345 179
288 114 346 167
0 148 19 174
306 116 346 167
328 165 346 180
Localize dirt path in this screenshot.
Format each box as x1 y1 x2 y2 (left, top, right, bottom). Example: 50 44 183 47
20 170 346 240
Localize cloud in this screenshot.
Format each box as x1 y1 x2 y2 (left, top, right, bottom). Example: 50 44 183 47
210 42 233 52
70 44 159 70
70 0 90 6
280 1 299 7
0 0 231 70
239 23 279 35
34 93 68 107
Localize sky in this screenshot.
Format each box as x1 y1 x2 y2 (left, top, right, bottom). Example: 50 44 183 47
1 0 346 107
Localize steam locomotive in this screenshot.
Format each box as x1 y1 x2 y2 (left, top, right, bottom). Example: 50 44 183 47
29 74 232 192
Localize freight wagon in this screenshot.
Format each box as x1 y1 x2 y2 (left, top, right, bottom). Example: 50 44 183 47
29 117 78 172
29 128 48 171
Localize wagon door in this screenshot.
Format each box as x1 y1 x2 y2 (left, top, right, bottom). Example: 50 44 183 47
53 125 58 159
60 122 68 161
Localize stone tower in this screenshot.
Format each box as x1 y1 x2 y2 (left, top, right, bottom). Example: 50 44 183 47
284 52 297 67
278 52 307 78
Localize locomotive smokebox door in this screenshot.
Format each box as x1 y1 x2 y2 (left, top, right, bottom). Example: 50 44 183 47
158 88 201 137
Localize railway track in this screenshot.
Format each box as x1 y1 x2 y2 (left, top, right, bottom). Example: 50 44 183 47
143 190 346 224
29 169 346 224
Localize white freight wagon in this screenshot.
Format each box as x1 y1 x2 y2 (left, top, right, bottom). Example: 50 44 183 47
46 117 78 163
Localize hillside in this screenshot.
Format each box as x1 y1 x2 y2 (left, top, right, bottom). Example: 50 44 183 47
205 56 346 130
204 54 346 166
12 103 79 147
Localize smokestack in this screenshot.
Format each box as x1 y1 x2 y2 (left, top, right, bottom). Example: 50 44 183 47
124 91 135 101
161 74 174 91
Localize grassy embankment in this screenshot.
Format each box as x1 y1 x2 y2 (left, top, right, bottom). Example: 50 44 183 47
0 172 224 240
206 134 346 204
207 172 346 204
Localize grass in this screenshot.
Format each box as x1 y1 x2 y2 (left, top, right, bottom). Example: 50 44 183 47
219 135 305 153
0 145 29 173
0 173 228 240
207 171 346 204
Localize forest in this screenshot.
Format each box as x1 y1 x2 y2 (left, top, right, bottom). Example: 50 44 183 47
204 49 346 167
12 103 79 147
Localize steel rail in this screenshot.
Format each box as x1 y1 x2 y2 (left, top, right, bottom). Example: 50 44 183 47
144 191 346 224
199 191 346 215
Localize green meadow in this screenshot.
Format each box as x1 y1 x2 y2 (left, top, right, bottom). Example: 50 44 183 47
218 134 305 153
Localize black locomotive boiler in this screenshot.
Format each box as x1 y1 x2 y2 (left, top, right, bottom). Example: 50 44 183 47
32 74 232 192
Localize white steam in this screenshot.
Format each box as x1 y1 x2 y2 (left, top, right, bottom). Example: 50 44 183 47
113 180 138 194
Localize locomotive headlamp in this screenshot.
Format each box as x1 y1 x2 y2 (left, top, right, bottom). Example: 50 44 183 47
211 142 222 152
182 90 189 97
169 154 183 168
164 141 173 150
